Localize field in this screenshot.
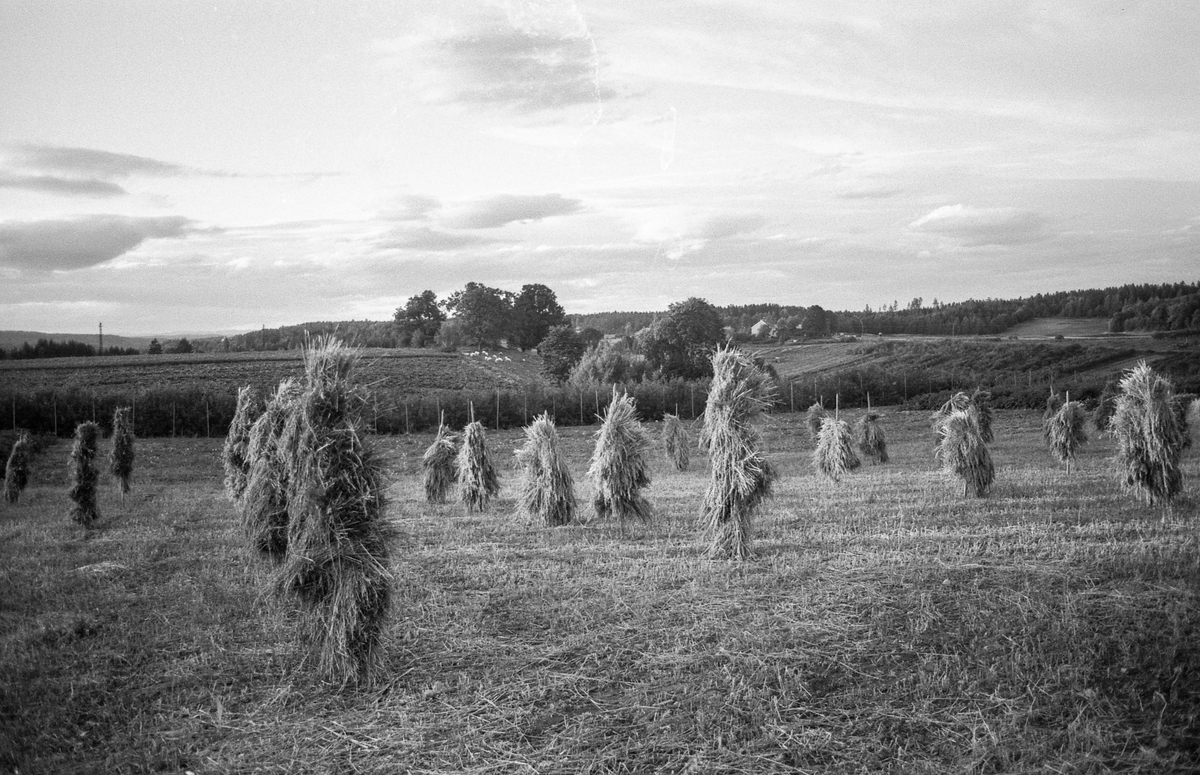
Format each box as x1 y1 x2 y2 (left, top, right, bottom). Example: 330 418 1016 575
2 409 1199 773
0 348 544 397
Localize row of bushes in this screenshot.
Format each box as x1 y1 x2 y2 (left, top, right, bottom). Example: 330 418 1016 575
0 368 1144 439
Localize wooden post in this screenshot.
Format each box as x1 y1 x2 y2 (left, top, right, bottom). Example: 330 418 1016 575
790 382 795 413
172 402 176 437
495 388 500 431
205 399 211 438
405 402 411 435
53 399 58 437
523 392 527 425
579 391 584 425
690 384 695 418
11 396 15 430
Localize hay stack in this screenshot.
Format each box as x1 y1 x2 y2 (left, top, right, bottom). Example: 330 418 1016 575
242 378 302 559
1047 398 1088 473
1041 390 1064 446
457 417 500 513
1094 380 1118 432
69 422 101 526
223 386 259 504
971 389 995 443
4 432 31 505
1111 361 1187 505
516 412 576 527
109 407 135 497
273 337 392 685
855 412 888 464
936 408 994 497
699 347 775 559
588 388 652 527
806 402 828 440
931 391 971 442
421 416 459 504
814 414 860 482
662 413 690 471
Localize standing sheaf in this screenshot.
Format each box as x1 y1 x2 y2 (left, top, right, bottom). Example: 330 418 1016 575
1110 361 1187 505
223 386 260 504
422 418 459 504
516 413 576 527
69 422 102 526
699 347 776 560
661 413 690 471
4 432 32 505
588 389 653 527
109 407 135 497
457 418 500 513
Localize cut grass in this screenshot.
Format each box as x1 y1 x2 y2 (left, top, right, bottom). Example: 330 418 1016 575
2 412 1198 773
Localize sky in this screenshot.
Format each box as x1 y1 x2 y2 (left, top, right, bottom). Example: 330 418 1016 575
1 0 1198 335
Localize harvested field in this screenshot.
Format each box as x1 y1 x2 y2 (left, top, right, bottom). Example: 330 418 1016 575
2 409 1198 773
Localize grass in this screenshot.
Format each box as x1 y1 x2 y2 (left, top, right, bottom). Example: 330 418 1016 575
2 410 1198 773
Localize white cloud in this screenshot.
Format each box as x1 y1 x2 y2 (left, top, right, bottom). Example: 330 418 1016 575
0 215 193 270
908 204 1048 246
442 193 583 229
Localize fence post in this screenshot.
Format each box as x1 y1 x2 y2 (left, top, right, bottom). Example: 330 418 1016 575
172 402 176 437
53 399 58 437
690 385 695 419
790 382 794 413
11 395 15 430
205 399 211 438
495 388 500 431
405 402 410 435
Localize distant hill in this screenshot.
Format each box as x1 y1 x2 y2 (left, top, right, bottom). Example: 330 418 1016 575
0 330 155 352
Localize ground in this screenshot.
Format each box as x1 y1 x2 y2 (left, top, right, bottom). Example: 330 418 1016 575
1 409 1198 773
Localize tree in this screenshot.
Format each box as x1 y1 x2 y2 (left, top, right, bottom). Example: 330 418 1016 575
538 325 585 384
169 337 194 354
579 327 604 350
637 297 726 380
801 305 830 338
512 283 566 351
394 290 446 346
443 282 514 348
147 338 163 355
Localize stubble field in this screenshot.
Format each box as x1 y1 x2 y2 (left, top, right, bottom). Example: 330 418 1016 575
1 409 1198 773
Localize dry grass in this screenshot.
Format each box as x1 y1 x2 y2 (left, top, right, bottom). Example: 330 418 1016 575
814 416 861 482
421 418 458 504
805 401 828 440
242 378 302 559
588 389 653 527
515 413 576 527
936 408 995 497
68 422 101 526
222 385 259 504
1047 400 1088 472
661 413 690 471
3 431 30 505
1111 361 1187 505
3 411 1199 774
855 411 889 464
698 346 776 559
457 420 499 513
272 336 393 686
109 407 135 497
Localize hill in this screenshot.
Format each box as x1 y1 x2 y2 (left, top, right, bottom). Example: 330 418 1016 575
0 330 155 353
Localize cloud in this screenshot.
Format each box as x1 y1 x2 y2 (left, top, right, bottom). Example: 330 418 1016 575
376 227 491 252
380 195 441 222
9 143 190 178
0 172 128 197
909 204 1048 246
0 215 193 270
443 193 582 229
698 214 766 240
381 7 612 114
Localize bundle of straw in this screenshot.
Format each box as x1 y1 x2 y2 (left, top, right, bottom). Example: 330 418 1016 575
699 347 776 559
1041 390 1064 446
806 402 828 440
855 412 888 464
457 419 500 513
814 415 860 482
273 337 392 685
242 378 302 559
661 413 690 471
931 391 972 443
223 386 259 504
516 412 576 527
1111 361 1187 505
936 408 994 497
109 407 135 497
588 388 652 526
1047 399 1088 473
69 422 101 526
971 389 995 443
421 417 459 504
3 432 31 505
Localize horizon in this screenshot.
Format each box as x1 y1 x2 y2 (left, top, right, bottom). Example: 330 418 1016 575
3 2 1198 332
